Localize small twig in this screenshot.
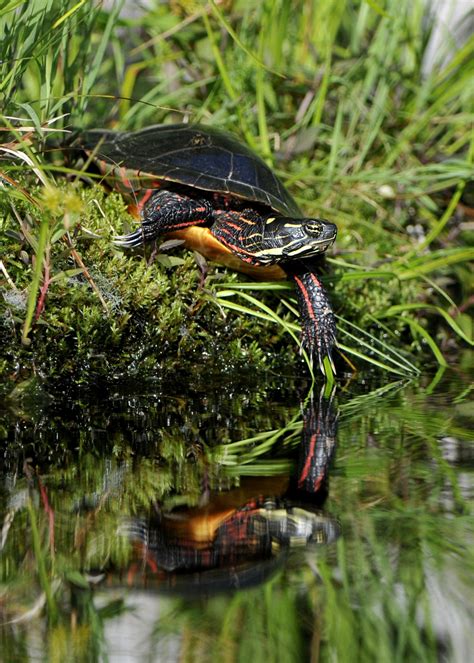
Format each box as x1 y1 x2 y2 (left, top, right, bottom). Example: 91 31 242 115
0 260 18 290
0 168 39 207
65 237 109 313
34 246 51 321
450 295 474 317
0 127 69 134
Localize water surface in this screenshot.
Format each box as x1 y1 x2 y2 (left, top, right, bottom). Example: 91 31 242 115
0 368 472 662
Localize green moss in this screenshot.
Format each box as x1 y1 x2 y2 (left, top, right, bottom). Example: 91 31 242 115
1 183 298 382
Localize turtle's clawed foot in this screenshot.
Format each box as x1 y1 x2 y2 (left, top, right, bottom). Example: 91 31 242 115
114 228 145 248
301 308 337 374
114 215 162 248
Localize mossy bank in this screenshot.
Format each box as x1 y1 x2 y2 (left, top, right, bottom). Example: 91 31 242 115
1 0 473 387
1 183 305 386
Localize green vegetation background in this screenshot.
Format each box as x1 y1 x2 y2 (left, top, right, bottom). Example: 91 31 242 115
0 3 473 661
1 0 473 381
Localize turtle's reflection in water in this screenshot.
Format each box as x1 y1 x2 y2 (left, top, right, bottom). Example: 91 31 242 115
109 392 339 594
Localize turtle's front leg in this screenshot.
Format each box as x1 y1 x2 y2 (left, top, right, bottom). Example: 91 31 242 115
114 189 214 248
286 264 337 372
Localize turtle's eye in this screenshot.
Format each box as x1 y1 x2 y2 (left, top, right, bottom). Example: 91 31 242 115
304 220 323 236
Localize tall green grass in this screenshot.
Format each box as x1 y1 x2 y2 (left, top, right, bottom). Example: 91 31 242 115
1 0 473 378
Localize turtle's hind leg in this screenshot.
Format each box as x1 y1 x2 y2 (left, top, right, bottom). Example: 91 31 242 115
114 189 214 248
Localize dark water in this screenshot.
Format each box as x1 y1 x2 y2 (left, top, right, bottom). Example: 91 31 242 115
0 367 472 662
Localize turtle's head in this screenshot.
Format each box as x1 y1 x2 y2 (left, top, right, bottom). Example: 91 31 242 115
257 216 337 263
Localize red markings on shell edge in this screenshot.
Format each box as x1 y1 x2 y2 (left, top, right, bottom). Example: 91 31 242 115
138 189 157 211
95 158 109 175
119 166 133 190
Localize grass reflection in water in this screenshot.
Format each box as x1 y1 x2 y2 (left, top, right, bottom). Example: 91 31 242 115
0 371 472 662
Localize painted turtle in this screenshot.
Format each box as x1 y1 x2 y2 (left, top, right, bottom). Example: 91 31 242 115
76 124 337 369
